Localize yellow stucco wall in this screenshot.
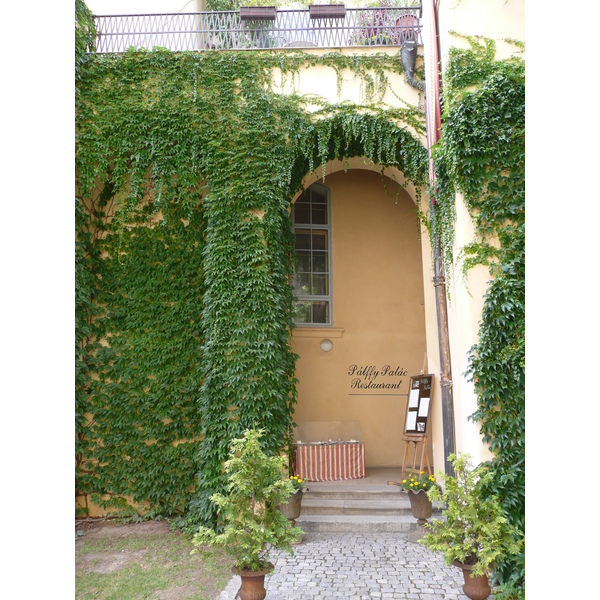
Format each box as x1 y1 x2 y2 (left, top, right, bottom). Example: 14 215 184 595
80 4 525 514
433 0 524 466
291 169 428 467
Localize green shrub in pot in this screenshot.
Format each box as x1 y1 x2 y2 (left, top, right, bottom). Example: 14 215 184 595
420 453 523 579
192 428 302 573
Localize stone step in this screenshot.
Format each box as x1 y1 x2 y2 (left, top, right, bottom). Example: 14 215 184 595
296 486 443 533
301 497 413 516
290 470 443 534
295 513 421 534
304 488 405 502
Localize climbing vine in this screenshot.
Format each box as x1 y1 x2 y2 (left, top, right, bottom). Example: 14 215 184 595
429 35 525 596
76 11 525 597
75 1 428 524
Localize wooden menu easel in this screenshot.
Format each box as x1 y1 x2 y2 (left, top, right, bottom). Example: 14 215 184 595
388 369 434 487
401 433 432 479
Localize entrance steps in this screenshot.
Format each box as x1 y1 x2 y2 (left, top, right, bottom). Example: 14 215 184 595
295 468 443 535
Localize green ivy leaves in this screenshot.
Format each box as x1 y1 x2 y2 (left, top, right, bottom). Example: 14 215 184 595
75 27 427 525
430 36 525 595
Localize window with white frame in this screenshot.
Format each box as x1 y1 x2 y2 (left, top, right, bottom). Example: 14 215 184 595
291 183 332 325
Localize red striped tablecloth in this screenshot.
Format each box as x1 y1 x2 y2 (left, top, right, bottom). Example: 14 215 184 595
295 442 365 482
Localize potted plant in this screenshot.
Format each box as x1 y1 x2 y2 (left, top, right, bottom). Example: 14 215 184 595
192 428 303 600
399 471 438 540
420 454 524 600
278 474 307 526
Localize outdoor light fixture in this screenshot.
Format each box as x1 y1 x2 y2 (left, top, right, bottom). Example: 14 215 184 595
320 339 333 352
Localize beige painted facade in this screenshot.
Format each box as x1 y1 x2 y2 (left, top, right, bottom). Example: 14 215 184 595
430 0 524 467
79 2 524 514
285 1 525 473
291 168 428 467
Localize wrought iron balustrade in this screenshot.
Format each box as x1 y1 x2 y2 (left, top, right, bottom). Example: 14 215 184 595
92 7 422 53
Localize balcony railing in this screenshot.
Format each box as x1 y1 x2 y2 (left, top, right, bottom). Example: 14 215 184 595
92 7 422 53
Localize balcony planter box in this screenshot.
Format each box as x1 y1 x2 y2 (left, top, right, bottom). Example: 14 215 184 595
309 4 346 19
240 6 277 21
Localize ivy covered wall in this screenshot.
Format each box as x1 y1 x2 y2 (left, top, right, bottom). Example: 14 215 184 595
75 10 524 595
75 0 428 522
431 35 525 594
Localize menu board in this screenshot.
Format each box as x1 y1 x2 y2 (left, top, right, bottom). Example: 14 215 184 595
404 374 433 435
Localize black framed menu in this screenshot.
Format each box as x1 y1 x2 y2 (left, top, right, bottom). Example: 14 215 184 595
403 374 433 435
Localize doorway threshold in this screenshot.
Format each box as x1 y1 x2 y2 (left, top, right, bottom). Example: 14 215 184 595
305 467 404 493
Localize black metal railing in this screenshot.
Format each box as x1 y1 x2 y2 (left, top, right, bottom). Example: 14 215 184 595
92 7 422 53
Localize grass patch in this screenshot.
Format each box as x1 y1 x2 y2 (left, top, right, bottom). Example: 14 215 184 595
75 520 232 600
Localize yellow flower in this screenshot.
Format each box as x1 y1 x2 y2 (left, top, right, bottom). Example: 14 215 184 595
298 479 302 484
423 483 427 487
402 479 407 484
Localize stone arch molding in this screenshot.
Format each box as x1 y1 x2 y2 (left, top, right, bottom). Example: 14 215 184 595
296 157 423 207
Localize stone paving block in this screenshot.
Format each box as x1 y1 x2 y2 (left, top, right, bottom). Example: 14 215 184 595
229 532 468 600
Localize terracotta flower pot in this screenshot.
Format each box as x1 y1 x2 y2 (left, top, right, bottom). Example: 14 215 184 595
232 562 274 600
453 561 492 600
278 488 303 524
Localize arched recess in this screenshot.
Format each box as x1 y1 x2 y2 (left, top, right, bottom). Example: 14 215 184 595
289 161 436 469
299 157 422 208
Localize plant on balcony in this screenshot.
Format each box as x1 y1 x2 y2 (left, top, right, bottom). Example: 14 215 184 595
349 0 419 46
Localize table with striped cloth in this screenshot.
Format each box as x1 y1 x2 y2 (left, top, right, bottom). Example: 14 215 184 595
294 442 365 482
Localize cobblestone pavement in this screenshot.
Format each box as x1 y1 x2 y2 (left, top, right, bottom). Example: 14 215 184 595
219 533 470 599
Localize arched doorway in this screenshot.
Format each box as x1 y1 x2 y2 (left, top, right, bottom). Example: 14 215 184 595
290 167 428 468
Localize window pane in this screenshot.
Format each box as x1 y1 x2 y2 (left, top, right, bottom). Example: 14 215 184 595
312 274 329 296
291 184 331 326
296 251 311 273
312 203 327 225
312 301 329 324
295 230 311 250
294 273 310 296
294 202 310 224
311 189 327 204
313 251 328 273
298 189 311 202
294 301 311 323
312 230 327 250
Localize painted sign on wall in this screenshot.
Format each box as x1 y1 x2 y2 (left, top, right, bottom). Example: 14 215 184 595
347 364 408 395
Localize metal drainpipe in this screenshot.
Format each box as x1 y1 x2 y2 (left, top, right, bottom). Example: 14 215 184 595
402 2 456 476
433 239 456 476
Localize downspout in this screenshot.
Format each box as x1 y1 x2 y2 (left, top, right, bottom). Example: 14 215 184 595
401 40 425 91
404 0 456 475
